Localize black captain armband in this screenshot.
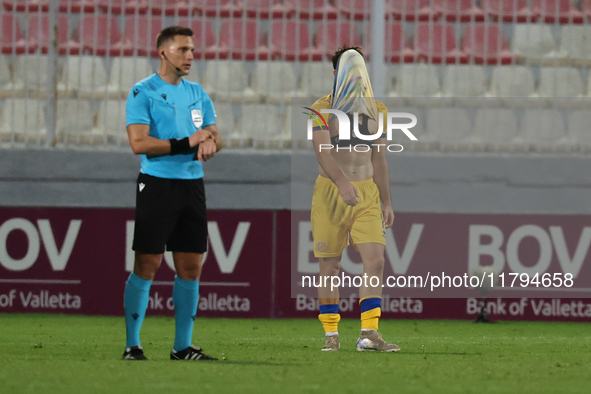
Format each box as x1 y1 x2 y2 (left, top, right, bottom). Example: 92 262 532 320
169 137 191 155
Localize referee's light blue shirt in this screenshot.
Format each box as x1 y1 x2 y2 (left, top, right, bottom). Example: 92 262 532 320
125 74 216 180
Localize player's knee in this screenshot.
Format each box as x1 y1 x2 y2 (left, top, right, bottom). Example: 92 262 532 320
320 258 341 275
133 253 162 280
366 257 385 274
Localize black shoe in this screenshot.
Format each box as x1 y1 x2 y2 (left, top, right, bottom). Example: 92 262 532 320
122 345 148 360
170 345 218 361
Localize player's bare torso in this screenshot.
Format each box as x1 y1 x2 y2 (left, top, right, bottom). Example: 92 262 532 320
318 117 380 182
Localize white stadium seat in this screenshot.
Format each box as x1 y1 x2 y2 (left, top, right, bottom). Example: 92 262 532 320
490 66 536 97
392 64 441 97
56 99 98 144
442 65 487 97
474 109 520 151
212 102 235 139
0 99 46 143
12 55 53 97
105 57 154 99
250 61 301 104
238 104 283 148
511 24 557 63
568 110 591 151
300 62 335 98
59 56 108 99
521 109 570 151
426 108 474 151
97 99 127 145
558 26 591 66
537 67 584 97
201 60 251 103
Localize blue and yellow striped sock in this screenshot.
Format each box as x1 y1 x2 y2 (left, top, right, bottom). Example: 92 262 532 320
318 304 340 335
360 297 381 331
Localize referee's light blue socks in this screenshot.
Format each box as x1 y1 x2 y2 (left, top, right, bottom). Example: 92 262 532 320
173 276 200 351
124 272 152 348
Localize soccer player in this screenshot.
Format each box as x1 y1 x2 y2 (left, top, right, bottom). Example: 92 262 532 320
309 46 399 352
122 26 222 361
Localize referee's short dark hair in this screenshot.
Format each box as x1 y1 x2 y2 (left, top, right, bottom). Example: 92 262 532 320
332 45 364 70
156 26 193 48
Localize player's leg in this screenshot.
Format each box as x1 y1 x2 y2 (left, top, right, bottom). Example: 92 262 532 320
357 242 384 328
123 173 178 360
123 252 162 360
355 242 399 352
312 177 352 351
170 252 205 355
350 180 399 352
318 255 342 351
167 178 216 361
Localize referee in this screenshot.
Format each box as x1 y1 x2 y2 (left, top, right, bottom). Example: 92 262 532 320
123 26 222 361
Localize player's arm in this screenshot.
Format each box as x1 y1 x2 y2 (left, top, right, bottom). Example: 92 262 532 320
312 121 358 206
371 136 394 228
126 124 211 155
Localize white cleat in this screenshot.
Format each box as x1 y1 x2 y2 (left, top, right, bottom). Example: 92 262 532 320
356 330 400 352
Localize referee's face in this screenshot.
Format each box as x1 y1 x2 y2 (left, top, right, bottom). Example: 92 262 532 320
163 35 195 76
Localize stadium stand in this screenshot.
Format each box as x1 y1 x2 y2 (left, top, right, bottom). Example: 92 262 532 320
0 0 589 153
426 107 473 151
2 0 49 12
96 0 149 15
104 57 154 98
249 60 301 104
300 61 334 97
432 0 485 22
268 20 312 60
25 14 71 54
204 19 266 60
109 16 162 57
177 18 216 59
58 0 98 13
58 55 109 98
97 99 126 144
192 0 244 17
413 22 467 63
0 98 46 142
0 13 27 54
364 23 414 63
511 24 557 64
311 20 361 60
294 0 339 19
569 110 591 151
521 108 570 152
461 24 515 64
473 108 520 152
441 65 487 97
201 60 252 103
483 0 536 22
390 0 440 21
148 0 192 16
531 0 584 24
74 15 122 56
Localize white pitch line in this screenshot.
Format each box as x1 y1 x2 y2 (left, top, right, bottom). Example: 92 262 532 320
152 281 250 287
0 279 81 284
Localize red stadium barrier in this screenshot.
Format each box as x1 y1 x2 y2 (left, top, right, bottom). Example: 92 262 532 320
1 208 591 322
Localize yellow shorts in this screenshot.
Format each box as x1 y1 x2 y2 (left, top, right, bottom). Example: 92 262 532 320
311 175 385 258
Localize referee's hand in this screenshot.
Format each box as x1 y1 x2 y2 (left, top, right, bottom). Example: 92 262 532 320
197 139 217 162
189 129 213 147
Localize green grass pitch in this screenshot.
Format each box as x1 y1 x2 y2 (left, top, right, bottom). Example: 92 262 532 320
0 314 590 394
